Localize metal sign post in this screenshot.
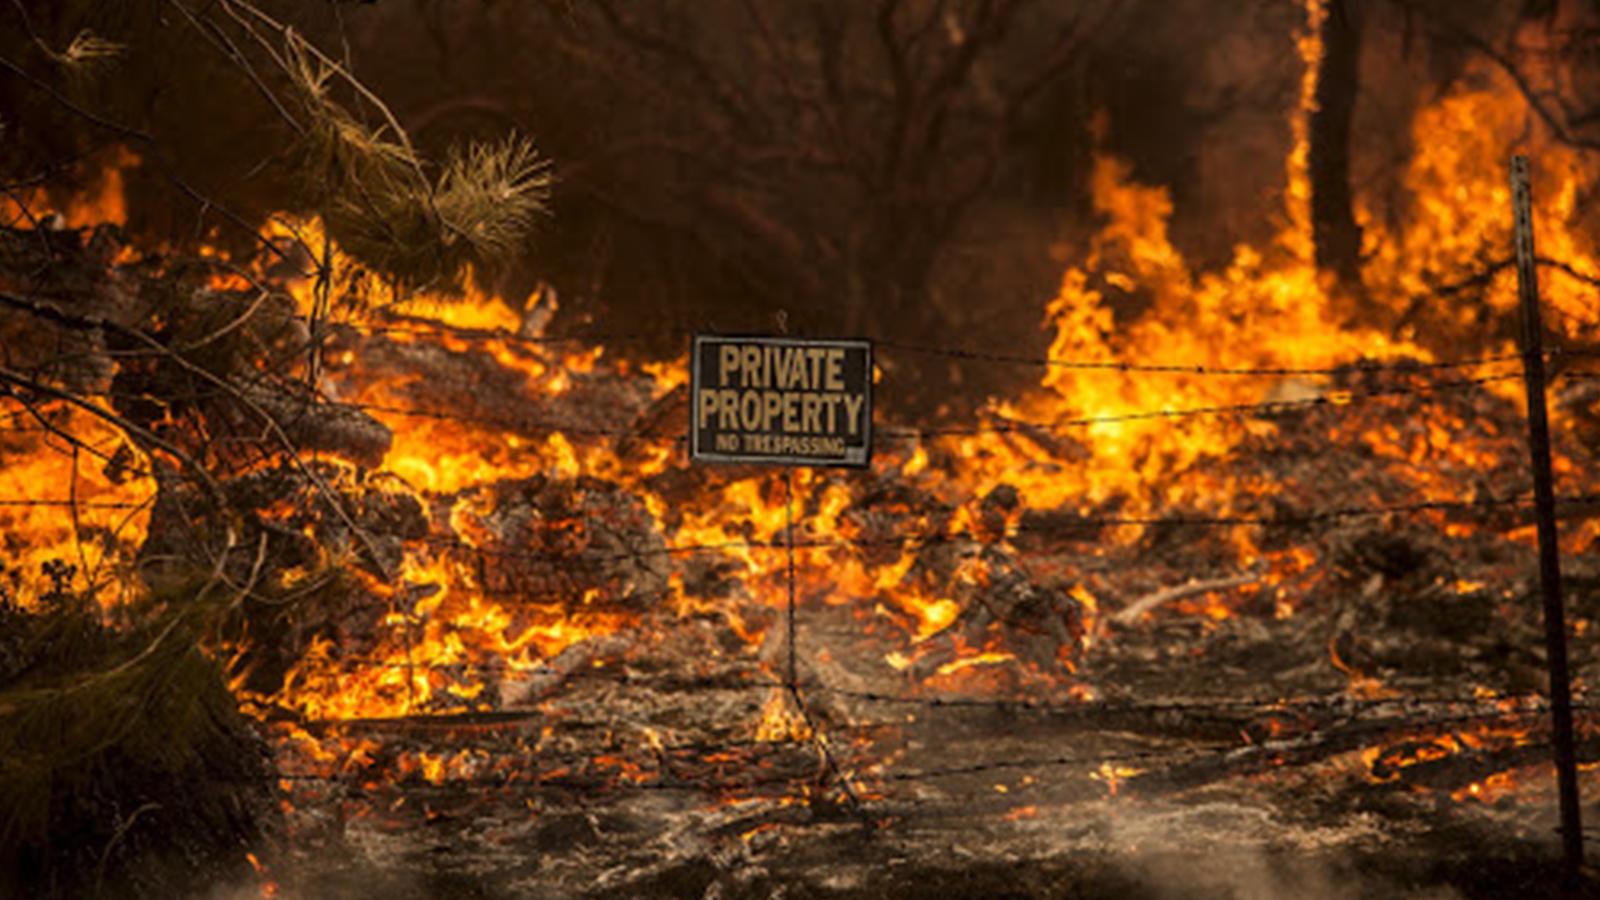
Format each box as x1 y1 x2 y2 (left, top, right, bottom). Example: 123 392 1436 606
1509 154 1584 880
687 332 873 823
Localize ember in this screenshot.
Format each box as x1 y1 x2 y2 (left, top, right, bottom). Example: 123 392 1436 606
5 1 1600 898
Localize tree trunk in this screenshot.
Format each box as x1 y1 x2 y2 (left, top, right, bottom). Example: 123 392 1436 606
1310 0 1365 291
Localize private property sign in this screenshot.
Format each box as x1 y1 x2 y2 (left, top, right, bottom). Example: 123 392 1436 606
690 335 872 467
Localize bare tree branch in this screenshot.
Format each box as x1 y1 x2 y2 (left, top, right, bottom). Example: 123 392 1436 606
1390 0 1600 152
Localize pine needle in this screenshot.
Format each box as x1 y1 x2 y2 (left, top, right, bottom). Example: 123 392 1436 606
281 30 551 295
38 29 125 81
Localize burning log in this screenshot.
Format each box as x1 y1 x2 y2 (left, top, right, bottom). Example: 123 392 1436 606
905 542 1084 682
239 382 392 469
443 474 669 607
1375 739 1600 794
840 479 956 569
330 326 658 442
618 381 689 464
498 633 634 707
1125 705 1561 797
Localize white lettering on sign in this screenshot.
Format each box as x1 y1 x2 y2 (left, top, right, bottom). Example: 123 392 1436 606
690 335 872 467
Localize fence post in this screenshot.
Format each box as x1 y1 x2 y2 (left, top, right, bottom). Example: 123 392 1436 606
1509 154 1584 880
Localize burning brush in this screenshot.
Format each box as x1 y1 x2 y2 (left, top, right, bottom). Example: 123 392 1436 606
5 1 1600 897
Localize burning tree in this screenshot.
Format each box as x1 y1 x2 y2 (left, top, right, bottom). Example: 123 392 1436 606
0 3 552 894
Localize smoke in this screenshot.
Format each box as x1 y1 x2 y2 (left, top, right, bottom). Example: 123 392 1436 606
1115 849 1465 900
1096 801 1465 900
196 882 272 900
184 799 1488 899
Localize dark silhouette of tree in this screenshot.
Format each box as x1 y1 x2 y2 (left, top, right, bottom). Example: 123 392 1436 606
528 0 1115 341
1310 0 1365 291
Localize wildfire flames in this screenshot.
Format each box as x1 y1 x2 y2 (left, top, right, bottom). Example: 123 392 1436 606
5 2 1600 831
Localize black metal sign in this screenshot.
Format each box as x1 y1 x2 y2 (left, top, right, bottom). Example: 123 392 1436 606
689 334 872 467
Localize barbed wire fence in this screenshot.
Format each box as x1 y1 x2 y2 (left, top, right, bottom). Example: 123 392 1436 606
3 257 1600 827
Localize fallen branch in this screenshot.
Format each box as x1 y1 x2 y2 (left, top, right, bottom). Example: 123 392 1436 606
1109 571 1260 628
1379 740 1600 792
498 634 634 709
1126 703 1571 797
